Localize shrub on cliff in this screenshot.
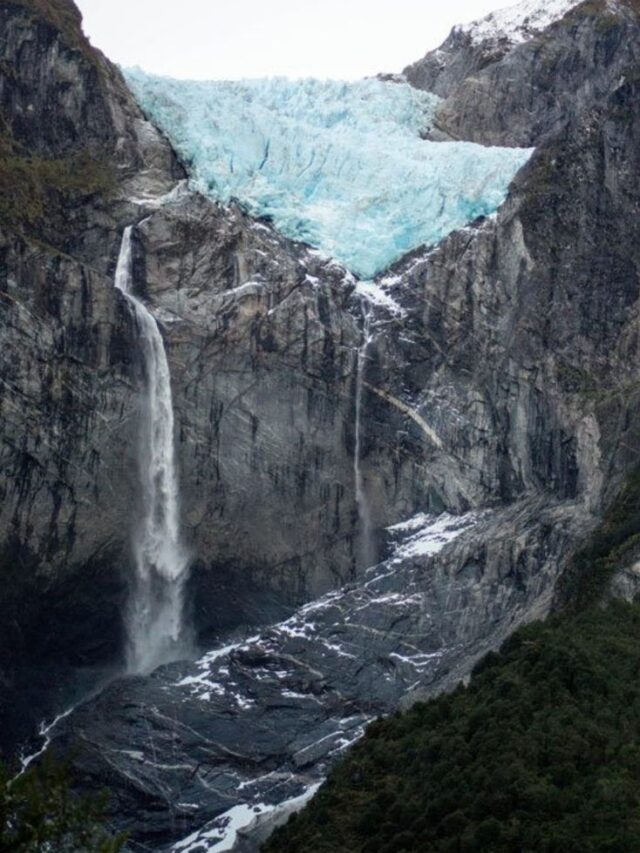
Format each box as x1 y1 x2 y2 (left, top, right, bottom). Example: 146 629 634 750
0 754 125 852
0 127 115 237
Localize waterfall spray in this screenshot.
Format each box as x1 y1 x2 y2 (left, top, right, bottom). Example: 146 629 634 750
115 227 192 674
354 300 376 569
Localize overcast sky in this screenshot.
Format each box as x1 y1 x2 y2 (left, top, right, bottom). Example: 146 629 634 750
74 0 504 80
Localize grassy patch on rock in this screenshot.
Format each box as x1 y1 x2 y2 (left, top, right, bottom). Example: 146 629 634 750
1 754 125 851
0 127 115 235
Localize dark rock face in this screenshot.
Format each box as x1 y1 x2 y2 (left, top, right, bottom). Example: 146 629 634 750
0 0 185 748
0 229 136 751
50 504 586 850
406 0 640 147
404 25 513 98
132 196 364 605
372 72 640 517
4 0 640 847
0 1 112 156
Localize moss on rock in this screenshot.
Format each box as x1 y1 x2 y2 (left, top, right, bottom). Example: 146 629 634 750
0 126 115 235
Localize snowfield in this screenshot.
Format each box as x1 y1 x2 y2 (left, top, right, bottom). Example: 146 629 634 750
459 0 581 45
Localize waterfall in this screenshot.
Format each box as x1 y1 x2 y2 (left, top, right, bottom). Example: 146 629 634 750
354 300 376 569
115 226 192 674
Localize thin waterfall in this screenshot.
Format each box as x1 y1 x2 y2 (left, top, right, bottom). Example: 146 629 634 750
354 300 376 569
115 226 192 674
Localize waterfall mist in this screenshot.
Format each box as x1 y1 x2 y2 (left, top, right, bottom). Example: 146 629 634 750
115 227 193 674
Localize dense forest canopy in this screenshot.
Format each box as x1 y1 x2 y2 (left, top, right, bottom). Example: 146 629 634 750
266 601 640 852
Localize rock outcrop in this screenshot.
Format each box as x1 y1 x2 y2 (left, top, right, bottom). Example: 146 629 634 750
51 504 586 850
406 0 640 147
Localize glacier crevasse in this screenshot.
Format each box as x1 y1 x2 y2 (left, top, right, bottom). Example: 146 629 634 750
125 72 533 278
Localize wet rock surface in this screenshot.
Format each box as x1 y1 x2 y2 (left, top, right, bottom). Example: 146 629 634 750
0 0 184 747
49 505 587 851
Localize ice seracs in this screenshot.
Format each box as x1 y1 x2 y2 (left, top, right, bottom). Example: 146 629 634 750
459 0 581 45
124 72 532 279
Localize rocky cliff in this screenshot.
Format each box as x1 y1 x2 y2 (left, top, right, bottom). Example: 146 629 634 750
0 0 400 747
405 0 640 147
0 0 186 748
3 0 640 849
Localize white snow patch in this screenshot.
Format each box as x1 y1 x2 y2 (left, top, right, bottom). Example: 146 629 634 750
18 705 77 774
319 639 357 660
356 280 406 316
175 637 260 700
389 512 435 533
367 592 424 607
172 784 321 852
225 280 266 299
460 0 580 45
277 619 318 639
388 511 483 561
299 590 345 616
390 650 444 670
118 750 145 762
233 694 256 710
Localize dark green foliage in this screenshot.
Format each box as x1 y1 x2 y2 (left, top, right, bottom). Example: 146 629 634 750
0 127 115 235
265 601 640 852
0 754 125 851
559 464 640 610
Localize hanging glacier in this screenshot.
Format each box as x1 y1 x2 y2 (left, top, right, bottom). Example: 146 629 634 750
124 72 533 278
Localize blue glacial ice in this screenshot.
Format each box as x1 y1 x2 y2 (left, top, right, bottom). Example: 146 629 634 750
124 71 533 279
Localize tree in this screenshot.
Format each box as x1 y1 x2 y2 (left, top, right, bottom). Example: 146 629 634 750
0 755 125 852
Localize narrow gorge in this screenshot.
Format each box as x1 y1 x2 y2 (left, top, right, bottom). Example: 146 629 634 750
2 0 640 850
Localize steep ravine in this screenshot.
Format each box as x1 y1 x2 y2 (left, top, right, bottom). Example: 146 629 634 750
2 0 640 850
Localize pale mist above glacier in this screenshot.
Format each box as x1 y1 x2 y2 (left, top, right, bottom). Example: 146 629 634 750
125 71 533 278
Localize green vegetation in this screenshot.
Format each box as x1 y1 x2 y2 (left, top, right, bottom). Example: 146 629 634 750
267 467 640 852
0 0 115 238
0 127 114 235
266 601 640 853
1 754 125 851
555 360 599 395
9 0 94 59
559 464 640 611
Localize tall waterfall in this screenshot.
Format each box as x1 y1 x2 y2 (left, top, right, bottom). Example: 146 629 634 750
354 301 376 569
115 227 192 674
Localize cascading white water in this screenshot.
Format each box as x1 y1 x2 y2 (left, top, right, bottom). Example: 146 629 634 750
354 301 376 569
115 226 192 674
